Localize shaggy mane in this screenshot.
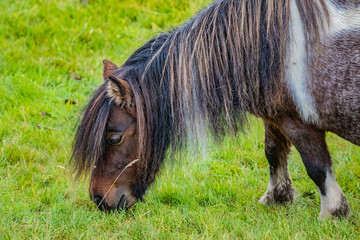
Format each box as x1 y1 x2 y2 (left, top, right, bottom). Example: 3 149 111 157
71 0 328 185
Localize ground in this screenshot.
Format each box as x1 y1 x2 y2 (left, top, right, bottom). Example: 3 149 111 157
0 0 360 239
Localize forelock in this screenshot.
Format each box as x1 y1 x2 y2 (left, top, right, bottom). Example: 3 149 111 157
71 83 113 177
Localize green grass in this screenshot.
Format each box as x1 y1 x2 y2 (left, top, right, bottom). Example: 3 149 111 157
1 0 359 239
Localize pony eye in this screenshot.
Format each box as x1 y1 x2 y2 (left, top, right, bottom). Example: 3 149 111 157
109 135 123 145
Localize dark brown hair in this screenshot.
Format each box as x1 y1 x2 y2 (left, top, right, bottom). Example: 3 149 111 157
71 0 328 191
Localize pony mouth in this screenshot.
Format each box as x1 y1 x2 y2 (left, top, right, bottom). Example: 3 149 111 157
117 194 137 210
117 195 127 210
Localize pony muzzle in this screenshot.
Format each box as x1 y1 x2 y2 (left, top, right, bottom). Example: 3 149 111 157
91 190 138 212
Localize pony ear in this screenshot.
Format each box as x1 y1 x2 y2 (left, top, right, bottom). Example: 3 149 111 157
107 76 134 107
103 59 118 80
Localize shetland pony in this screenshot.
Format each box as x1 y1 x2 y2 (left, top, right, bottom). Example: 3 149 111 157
71 0 360 218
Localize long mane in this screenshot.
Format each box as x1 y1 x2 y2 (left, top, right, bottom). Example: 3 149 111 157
72 0 328 185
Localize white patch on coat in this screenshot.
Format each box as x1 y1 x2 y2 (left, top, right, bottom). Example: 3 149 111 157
326 0 360 35
286 0 319 123
286 1 360 124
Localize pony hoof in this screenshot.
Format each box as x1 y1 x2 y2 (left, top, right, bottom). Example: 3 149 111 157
319 196 351 220
318 210 351 220
259 181 296 205
259 192 272 205
274 184 296 204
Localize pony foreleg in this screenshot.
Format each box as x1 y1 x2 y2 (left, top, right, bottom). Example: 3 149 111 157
259 122 296 205
280 117 351 219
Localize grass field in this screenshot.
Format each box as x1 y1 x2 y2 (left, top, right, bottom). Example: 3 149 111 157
1 0 360 239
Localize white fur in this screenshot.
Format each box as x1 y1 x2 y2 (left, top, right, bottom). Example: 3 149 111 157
286 1 360 124
318 172 348 219
286 0 320 124
326 0 360 35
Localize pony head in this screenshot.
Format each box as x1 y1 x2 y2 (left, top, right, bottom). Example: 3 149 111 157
72 60 146 211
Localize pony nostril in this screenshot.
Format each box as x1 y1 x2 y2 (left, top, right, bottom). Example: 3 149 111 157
117 195 126 210
93 194 105 209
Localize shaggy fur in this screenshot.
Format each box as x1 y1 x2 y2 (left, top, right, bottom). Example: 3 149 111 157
72 0 328 181
71 0 359 217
